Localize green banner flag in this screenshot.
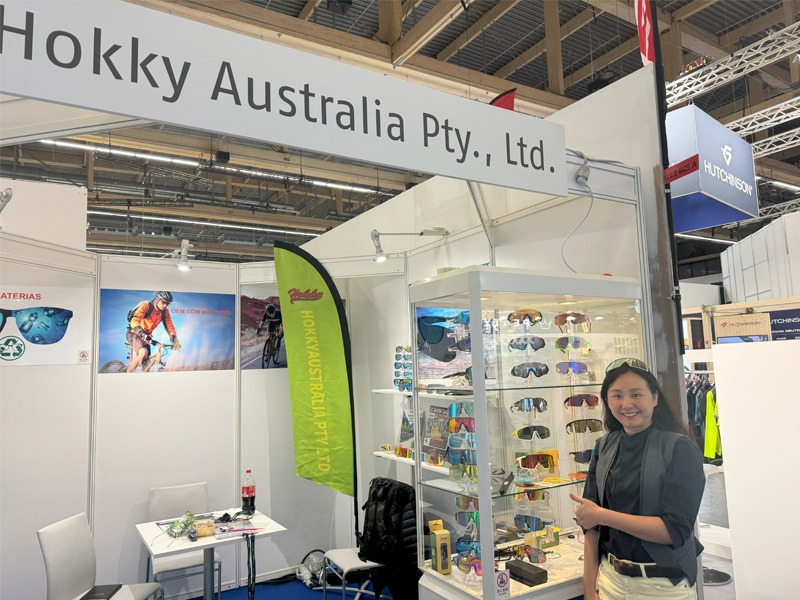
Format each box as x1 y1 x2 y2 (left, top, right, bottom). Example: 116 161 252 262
274 241 355 496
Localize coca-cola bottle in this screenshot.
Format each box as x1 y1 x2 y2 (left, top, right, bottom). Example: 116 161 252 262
241 469 256 513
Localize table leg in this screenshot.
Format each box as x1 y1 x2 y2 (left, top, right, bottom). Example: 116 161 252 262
203 547 214 600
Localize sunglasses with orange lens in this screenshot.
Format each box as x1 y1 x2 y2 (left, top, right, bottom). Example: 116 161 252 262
555 311 591 332
448 417 475 433
515 453 555 469
507 309 543 325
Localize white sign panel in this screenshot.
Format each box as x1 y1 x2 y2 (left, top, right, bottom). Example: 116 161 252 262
0 1 567 195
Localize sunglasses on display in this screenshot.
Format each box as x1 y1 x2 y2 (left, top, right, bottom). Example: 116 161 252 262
566 418 604 434
394 361 412 369
449 337 471 352
507 336 545 352
510 397 548 413
417 334 457 363
393 378 412 392
454 495 479 510
455 553 485 576
514 514 545 532
448 433 477 449
569 449 595 464
514 489 547 502
444 367 474 383
449 464 478 482
394 447 412 459
448 417 475 433
427 454 445 466
394 370 412 378
446 448 477 466
515 453 555 469
454 538 481 556
455 511 480 527
511 362 549 378
514 545 547 563
606 357 649 373
449 402 475 418
555 312 591 332
555 361 591 375
395 352 412 361
563 394 600 407
395 345 411 353
512 425 551 440
569 471 589 481
0 307 74 345
507 309 543 325
554 336 591 352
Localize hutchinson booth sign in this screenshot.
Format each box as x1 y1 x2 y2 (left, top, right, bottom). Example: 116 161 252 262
666 105 757 233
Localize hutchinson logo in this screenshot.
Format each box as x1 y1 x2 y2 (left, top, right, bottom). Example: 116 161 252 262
721 144 733 166
0 336 25 361
288 288 324 304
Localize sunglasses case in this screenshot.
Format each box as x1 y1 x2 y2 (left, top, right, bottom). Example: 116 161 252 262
507 559 548 587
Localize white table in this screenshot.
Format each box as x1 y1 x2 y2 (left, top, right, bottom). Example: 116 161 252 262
136 509 286 600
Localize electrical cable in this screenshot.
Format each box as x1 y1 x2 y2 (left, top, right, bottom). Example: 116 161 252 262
560 155 595 274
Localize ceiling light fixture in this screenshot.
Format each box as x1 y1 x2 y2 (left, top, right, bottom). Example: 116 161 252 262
0 187 13 230
172 239 193 271
370 227 449 263
675 233 737 245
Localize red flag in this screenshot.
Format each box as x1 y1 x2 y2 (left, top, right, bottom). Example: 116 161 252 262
634 0 655 66
489 88 516 111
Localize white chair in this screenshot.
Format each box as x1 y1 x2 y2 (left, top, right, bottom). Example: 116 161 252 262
147 482 221 600
321 548 387 600
37 512 163 600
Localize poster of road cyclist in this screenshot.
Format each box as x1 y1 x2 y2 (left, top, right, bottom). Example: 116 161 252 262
98 289 235 373
0 286 92 366
239 289 287 370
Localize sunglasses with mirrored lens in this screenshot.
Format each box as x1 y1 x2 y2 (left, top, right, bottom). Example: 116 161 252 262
427 453 445 466
514 514 545 532
555 361 591 375
455 553 483 576
394 361 412 369
515 545 546 563
454 495 479 510
449 402 475 418
566 418 604 434
448 417 475 433
508 336 545 351
516 453 555 468
569 449 595 463
507 309 543 325
455 539 481 556
446 448 477 465
510 397 548 413
512 425 551 440
564 394 599 407
393 378 411 392
447 433 476 449
395 352 412 361
454 511 480 527
449 464 478 482
515 489 546 501
555 312 591 332
606 357 649 373
511 362 549 378
554 336 590 352
395 345 411 353
0 307 74 345
394 370 412 378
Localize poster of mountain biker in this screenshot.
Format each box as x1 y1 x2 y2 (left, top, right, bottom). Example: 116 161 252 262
126 291 181 372
98 288 235 373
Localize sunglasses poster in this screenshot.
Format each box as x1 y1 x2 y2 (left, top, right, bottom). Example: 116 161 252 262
239 289 287 370
98 289 235 373
0 286 92 366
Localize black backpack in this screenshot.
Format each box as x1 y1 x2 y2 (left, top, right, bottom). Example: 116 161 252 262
127 301 156 325
358 477 417 566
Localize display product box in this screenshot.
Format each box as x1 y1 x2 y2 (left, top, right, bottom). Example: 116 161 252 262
532 526 560 549
507 559 548 586
428 519 451 574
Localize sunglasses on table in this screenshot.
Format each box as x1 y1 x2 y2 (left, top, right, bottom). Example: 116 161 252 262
515 453 555 469
508 336 545 351
446 448 477 465
507 309 543 325
454 552 486 576
447 433 476 449
555 311 591 332
554 336 590 352
0 307 74 344
511 362 549 378
606 357 649 373
555 361 591 375
514 514 545 532
566 418 604 434
564 394 599 407
514 545 547 563
510 397 548 413
448 417 475 433
569 449 595 464
449 464 478 482
454 495 479 510
512 425 551 440
449 402 475 418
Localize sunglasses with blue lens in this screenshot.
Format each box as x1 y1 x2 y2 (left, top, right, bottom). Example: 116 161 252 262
0 307 74 344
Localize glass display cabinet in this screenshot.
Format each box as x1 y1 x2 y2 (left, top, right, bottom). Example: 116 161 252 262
410 266 647 599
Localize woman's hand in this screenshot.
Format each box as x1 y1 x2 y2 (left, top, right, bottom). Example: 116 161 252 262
569 493 604 529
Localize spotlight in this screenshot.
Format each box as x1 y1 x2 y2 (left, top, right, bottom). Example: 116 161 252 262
173 239 193 271
0 187 13 231
370 227 449 262
371 229 387 263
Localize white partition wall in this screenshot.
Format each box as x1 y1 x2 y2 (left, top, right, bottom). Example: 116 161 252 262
712 340 800 598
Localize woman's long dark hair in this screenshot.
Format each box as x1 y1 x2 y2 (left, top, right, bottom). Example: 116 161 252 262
600 364 690 436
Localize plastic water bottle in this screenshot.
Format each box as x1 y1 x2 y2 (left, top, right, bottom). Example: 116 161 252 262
241 469 256 512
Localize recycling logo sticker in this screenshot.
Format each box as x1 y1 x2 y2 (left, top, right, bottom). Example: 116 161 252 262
0 336 25 361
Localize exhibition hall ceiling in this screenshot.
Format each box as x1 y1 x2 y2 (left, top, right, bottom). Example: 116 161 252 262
1 0 798 271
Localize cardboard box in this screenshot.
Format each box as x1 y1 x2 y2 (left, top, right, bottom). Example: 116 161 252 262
429 519 451 574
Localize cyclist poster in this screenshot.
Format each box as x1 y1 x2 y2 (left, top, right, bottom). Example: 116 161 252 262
98 289 235 373
239 287 287 370
0 286 92 366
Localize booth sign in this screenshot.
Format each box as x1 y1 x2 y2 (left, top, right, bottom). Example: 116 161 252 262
770 308 800 341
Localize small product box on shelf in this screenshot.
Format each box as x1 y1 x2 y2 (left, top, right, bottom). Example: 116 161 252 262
429 519 451 574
